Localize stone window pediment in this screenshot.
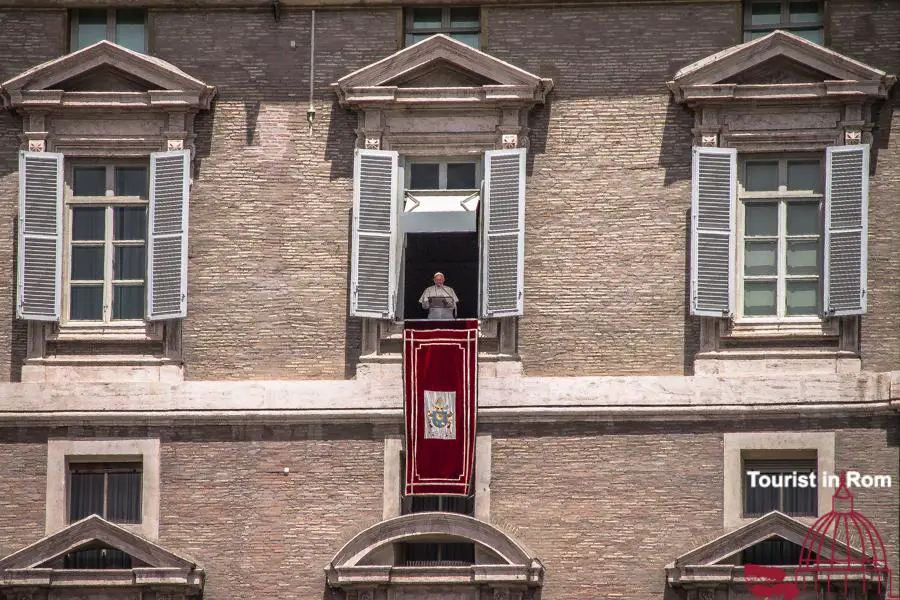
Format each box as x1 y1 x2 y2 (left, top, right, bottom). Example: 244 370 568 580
0 515 203 597
326 513 544 599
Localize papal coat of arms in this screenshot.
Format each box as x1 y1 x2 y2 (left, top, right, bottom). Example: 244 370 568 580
424 391 456 440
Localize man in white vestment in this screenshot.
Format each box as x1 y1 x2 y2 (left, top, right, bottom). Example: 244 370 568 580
419 272 459 319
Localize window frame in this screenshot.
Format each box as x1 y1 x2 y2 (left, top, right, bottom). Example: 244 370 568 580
742 0 824 43
62 161 149 328
403 6 481 48
736 154 824 323
67 461 143 524
404 156 481 192
69 8 148 54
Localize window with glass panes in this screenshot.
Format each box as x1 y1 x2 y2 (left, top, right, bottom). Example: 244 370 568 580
739 157 822 319
743 457 817 518
408 159 478 191
404 6 480 48
70 8 147 53
66 164 148 323
68 462 142 524
743 0 823 44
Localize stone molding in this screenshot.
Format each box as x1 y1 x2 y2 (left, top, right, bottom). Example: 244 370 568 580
0 515 203 598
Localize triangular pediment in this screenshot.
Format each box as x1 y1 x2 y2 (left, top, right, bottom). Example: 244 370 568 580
669 512 864 568
668 30 894 102
334 34 552 107
0 515 197 572
1 40 214 109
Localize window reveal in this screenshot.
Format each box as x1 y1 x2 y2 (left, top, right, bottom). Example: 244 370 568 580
405 6 481 49
743 0 823 44
71 8 147 53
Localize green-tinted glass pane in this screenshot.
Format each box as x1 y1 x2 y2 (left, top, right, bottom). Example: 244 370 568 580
450 32 480 49
73 167 106 196
745 162 779 191
72 207 105 241
406 33 433 46
114 245 146 280
410 163 440 189
750 2 782 26
114 207 147 241
786 280 820 315
787 202 820 235
745 241 777 276
745 203 778 236
789 1 821 24
74 9 107 51
787 240 819 276
114 167 148 197
744 281 777 316
112 284 144 320
450 7 479 29
744 30 771 42
793 28 824 44
787 161 822 193
410 7 442 29
70 285 103 320
446 163 476 189
115 9 145 53
71 246 104 280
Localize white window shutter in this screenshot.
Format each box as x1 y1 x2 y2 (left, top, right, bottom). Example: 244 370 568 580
147 149 190 320
17 151 63 321
351 149 398 319
481 148 526 318
690 146 736 317
824 144 869 316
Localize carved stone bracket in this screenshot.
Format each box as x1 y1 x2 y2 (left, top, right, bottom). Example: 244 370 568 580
502 134 518 149
27 139 45 152
167 139 185 151
700 133 719 147
844 129 862 144
364 136 381 150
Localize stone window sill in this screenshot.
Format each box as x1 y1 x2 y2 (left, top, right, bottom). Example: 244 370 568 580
725 318 838 339
48 321 163 342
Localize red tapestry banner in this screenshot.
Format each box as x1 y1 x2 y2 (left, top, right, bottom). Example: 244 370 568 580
403 319 478 496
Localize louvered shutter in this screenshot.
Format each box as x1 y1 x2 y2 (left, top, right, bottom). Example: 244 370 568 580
690 147 736 317
351 149 398 318
147 149 190 320
17 151 63 321
481 148 526 318
824 145 868 316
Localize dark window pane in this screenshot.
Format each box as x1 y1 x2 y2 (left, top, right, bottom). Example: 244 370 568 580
72 207 105 241
106 471 142 523
115 9 145 53
446 163 477 189
70 285 103 320
744 471 780 516
789 1 822 24
410 163 440 189
64 548 132 569
410 496 441 512
750 2 782 26
114 207 147 241
450 7 479 29
793 28 824 44
73 167 107 196
441 495 471 514
74 9 107 51
69 472 104 521
404 543 439 564
742 539 806 565
783 481 817 516
406 33 433 46
114 167 148 197
114 246 145 280
71 246 105 280
440 542 475 564
112 285 144 320
410 7 442 29
449 32 480 48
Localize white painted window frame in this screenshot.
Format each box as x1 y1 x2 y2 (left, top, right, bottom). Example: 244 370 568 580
46 438 161 540
735 155 825 325
723 432 834 530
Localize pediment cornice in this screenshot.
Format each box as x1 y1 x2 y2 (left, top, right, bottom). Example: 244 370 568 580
333 34 552 110
668 31 895 105
1 40 215 111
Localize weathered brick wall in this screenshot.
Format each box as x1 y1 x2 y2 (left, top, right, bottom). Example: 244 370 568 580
0 10 67 381
491 419 899 600
485 3 739 375
828 0 900 373
150 8 400 379
0 431 47 559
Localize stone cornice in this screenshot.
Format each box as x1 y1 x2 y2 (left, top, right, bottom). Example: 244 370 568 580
0 370 897 426
666 565 886 587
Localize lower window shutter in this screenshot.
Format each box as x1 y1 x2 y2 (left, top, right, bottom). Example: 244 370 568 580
17 151 63 321
690 146 736 317
351 149 399 319
824 144 868 316
481 148 526 318
147 149 190 320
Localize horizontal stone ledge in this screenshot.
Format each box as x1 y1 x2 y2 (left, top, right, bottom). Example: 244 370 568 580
0 401 895 426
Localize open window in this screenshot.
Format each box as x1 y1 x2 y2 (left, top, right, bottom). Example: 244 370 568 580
350 148 526 322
